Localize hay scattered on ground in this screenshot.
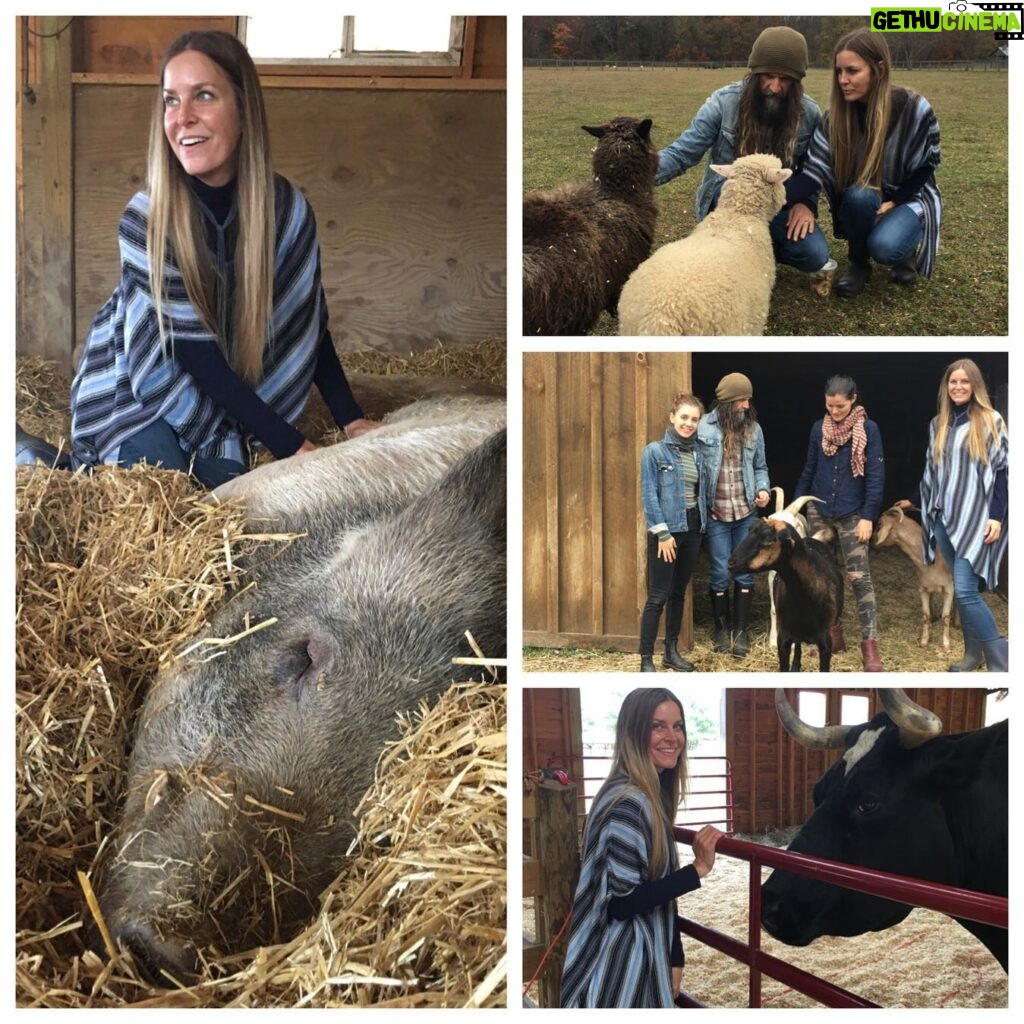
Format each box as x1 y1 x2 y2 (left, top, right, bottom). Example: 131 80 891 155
342 339 506 387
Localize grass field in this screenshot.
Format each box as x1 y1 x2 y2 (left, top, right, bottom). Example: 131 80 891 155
522 67 1008 336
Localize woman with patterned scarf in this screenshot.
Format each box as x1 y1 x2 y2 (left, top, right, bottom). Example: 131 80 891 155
64 30 375 488
795 374 886 670
784 27 941 298
560 688 723 1008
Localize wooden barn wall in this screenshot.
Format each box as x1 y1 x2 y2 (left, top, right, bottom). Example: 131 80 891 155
18 16 506 369
523 689 584 851
725 688 987 835
522 351 693 651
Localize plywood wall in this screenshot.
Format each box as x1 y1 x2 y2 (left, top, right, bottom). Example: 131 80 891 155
522 351 694 651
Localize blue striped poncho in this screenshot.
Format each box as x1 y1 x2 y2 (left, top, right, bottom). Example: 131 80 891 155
919 411 1009 589
71 175 326 467
560 777 678 1008
797 86 942 278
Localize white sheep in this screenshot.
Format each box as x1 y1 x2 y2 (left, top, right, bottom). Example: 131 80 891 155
617 153 791 336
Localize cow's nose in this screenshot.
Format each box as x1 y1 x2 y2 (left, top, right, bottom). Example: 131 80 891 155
113 920 200 987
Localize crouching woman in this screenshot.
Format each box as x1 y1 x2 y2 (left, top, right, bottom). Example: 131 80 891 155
560 688 723 1007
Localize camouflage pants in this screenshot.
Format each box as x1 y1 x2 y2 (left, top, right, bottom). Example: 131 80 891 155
806 506 879 640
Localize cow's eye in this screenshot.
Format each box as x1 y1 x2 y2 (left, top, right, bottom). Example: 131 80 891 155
856 798 880 815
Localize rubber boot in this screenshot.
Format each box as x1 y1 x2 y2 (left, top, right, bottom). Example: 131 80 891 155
981 636 1008 673
16 424 72 470
662 641 695 673
948 624 983 672
711 590 732 654
639 655 657 673
829 622 847 654
732 586 754 658
835 259 871 298
889 256 917 286
860 638 884 672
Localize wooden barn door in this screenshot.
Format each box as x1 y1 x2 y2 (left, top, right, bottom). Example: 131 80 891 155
522 351 693 651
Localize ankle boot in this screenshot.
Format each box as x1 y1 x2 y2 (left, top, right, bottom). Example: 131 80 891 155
732 587 754 658
889 256 917 286
662 641 695 672
639 655 657 673
948 624 983 672
860 638 884 672
16 424 72 469
829 622 847 654
835 259 871 298
981 636 1008 672
711 590 732 653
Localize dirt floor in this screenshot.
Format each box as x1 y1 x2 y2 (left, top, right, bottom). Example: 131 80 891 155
523 544 1008 673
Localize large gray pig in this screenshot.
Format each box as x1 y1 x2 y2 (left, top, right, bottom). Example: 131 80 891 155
96 396 506 985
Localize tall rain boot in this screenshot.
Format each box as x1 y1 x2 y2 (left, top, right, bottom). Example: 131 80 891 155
948 624 983 672
860 638 884 672
711 589 732 654
981 636 1008 673
732 586 754 658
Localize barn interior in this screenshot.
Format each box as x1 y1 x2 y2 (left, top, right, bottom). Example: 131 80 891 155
522 686 1009 1009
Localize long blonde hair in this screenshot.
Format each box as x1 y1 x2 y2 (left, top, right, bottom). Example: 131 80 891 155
147 30 275 385
931 358 1006 466
605 688 689 880
828 28 892 192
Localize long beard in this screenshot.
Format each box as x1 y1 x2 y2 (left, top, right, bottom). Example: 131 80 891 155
737 78 802 167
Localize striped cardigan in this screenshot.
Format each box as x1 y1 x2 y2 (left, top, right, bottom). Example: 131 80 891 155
560 778 678 1008
919 410 1009 589
71 175 327 467
797 87 942 278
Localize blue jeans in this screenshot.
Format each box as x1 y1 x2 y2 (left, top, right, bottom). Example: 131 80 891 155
769 207 832 272
930 518 999 642
707 512 759 590
838 185 924 265
119 419 247 490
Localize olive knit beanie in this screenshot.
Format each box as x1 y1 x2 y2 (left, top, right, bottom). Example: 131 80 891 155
716 372 754 403
747 25 809 81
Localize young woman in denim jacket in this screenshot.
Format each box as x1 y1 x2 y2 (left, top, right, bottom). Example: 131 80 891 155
657 26 832 279
639 393 706 673
697 373 771 658
794 374 886 671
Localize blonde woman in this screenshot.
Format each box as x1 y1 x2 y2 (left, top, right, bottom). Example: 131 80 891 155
785 27 941 297
69 31 373 487
560 688 723 1007
900 359 1008 671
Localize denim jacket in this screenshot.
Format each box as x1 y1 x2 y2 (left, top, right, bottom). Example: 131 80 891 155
656 82 821 222
697 409 770 514
795 417 885 522
641 428 707 535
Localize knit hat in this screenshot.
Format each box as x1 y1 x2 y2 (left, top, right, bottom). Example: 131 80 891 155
747 26 808 81
716 372 754 403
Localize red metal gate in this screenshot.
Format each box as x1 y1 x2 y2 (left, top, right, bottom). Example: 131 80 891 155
671 826 1008 1008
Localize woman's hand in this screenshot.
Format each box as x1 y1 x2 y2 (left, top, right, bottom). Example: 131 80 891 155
755 489 770 509
855 518 874 544
984 519 1002 544
786 202 816 241
692 824 724 879
671 966 683 998
876 200 896 219
658 537 677 563
344 417 379 439
296 439 318 455
894 499 913 510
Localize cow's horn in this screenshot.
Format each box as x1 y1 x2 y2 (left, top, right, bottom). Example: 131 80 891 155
774 688 851 750
877 689 943 748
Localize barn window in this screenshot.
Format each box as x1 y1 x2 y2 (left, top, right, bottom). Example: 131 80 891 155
796 690 826 727
840 694 870 725
242 14 465 67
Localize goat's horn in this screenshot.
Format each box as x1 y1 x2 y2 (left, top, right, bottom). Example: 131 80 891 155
877 689 943 748
774 688 851 750
770 486 784 513
783 495 822 516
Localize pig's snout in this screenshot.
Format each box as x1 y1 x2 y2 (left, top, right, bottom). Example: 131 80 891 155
112 918 200 987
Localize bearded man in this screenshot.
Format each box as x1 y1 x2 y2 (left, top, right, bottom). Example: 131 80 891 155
657 26 832 278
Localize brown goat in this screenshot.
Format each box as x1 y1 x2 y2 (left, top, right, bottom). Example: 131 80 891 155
522 116 658 336
873 505 956 649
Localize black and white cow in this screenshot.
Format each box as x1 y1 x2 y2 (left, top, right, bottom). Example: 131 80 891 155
761 688 1008 971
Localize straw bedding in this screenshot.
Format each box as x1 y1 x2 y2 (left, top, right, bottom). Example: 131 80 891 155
15 352 507 1008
